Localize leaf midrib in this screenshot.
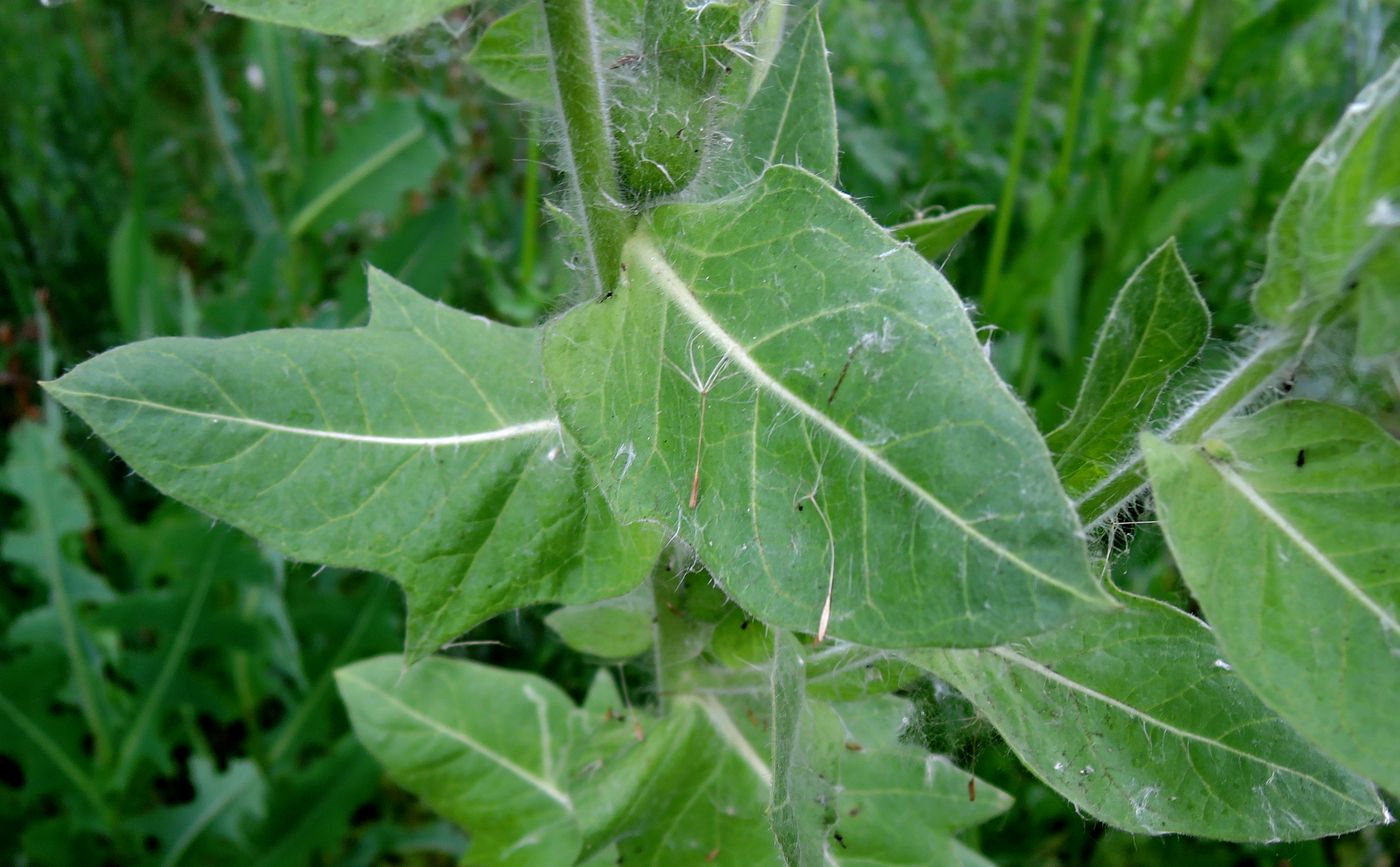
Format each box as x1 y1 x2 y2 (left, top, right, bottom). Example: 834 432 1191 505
989 647 1379 810
46 384 560 448
289 124 425 236
629 232 1106 607
336 669 573 808
1208 458 1400 634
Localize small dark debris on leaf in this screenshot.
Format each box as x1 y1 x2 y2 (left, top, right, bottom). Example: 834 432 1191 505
1296 448 1306 468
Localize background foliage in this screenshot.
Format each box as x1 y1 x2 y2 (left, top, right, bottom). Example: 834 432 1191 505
1 0 1397 864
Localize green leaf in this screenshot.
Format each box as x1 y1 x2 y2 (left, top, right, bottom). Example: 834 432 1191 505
1048 240 1209 503
101 523 238 787
950 840 998 867
466 0 640 106
606 696 782 864
289 99 448 237
543 166 1110 647
1 422 115 768
574 666 1008 865
253 737 382 867
890 204 995 264
197 42 278 235
826 696 1012 864
908 593 1386 841
734 8 838 182
127 756 266 867
803 644 918 702
707 605 774 669
45 269 657 661
109 206 177 340
336 655 583 866
266 577 401 767
1253 57 1400 327
1144 400 1400 792
545 581 655 660
337 199 465 323
466 4 553 104
0 648 107 820
1356 238 1400 361
208 0 468 42
770 632 826 866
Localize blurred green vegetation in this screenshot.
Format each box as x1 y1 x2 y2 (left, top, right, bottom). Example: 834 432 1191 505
1 0 1396 864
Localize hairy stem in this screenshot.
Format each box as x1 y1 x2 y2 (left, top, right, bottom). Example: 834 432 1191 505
1077 326 1312 529
541 0 628 296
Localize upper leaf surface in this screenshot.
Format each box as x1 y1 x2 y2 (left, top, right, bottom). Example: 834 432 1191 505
821 695 1012 864
581 696 782 865
1253 56 1400 327
909 593 1385 841
208 0 468 42
1356 238 1400 361
890 204 995 264
770 632 827 865
543 166 1109 647
467 0 641 105
1049 240 1209 504
1144 401 1400 792
733 8 838 183
45 270 656 661
336 655 583 866
290 99 448 237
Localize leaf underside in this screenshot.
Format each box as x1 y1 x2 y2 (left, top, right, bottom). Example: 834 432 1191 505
909 593 1384 841
1145 400 1400 793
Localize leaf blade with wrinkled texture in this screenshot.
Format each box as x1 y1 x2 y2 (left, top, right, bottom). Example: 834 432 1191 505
543 166 1110 648
907 593 1385 841
1144 400 1400 792
45 269 657 661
